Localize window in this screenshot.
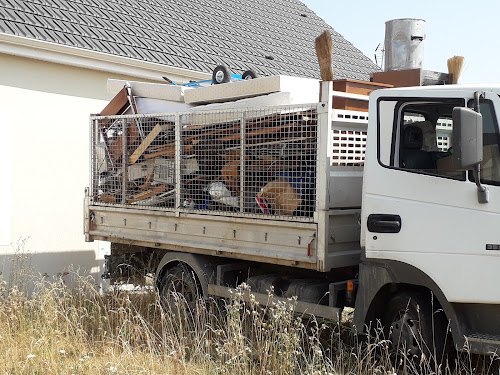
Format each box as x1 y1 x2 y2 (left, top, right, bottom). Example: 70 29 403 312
378 98 465 180
468 100 500 186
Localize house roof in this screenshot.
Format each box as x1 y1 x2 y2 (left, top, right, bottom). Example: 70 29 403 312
0 0 380 81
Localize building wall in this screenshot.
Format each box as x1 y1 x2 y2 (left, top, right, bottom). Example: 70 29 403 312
0 53 165 284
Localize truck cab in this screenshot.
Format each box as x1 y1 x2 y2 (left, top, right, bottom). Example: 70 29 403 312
356 85 500 355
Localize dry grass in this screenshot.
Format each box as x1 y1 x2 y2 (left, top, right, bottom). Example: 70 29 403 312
0 268 498 374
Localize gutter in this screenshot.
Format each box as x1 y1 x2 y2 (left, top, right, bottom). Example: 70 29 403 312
0 33 211 83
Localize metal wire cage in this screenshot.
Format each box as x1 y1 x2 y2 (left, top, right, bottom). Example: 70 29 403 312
90 105 319 221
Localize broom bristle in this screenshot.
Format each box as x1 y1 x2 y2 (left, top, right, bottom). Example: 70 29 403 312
447 56 464 84
315 31 334 81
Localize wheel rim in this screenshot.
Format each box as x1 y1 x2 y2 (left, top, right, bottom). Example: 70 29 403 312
165 277 196 306
215 70 225 83
390 310 421 357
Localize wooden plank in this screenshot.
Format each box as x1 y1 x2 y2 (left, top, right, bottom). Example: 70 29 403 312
127 184 167 204
144 144 194 159
99 87 129 116
139 177 153 190
108 122 140 162
129 124 163 164
219 122 296 141
99 194 116 204
371 68 422 88
332 79 391 112
183 174 212 185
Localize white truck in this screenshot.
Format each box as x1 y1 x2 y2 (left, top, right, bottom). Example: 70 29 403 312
84 81 500 357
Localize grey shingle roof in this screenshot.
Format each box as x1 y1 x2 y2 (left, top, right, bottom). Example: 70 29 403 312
0 0 381 81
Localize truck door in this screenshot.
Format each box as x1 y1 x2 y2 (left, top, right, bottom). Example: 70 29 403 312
362 90 500 304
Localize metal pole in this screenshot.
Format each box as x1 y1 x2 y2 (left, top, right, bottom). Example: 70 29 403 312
175 113 182 213
315 81 333 271
121 118 128 204
240 112 246 212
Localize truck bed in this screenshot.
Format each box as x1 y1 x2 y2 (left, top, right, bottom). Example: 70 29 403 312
85 86 368 272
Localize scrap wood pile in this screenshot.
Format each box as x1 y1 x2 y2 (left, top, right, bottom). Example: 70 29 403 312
94 87 319 217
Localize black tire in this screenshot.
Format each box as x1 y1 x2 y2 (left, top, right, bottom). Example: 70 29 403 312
383 291 451 366
212 65 231 84
159 264 200 311
242 69 258 80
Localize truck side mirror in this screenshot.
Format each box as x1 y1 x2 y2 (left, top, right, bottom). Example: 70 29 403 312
452 107 483 170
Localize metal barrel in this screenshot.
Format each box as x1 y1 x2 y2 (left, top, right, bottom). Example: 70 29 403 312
384 18 426 72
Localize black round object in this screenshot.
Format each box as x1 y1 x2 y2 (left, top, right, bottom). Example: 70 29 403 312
382 291 451 365
159 263 200 310
242 69 258 80
212 64 232 84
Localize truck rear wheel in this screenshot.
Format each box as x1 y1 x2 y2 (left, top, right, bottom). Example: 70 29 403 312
383 291 451 366
159 263 200 311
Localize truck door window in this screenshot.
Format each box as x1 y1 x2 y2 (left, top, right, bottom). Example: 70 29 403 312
377 100 398 166
467 99 500 185
377 98 465 180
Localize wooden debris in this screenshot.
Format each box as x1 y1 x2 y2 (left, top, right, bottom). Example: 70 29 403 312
99 194 116 204
95 95 318 214
129 124 163 164
127 184 167 204
99 87 129 117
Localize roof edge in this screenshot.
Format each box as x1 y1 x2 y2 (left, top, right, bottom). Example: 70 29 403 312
0 33 210 82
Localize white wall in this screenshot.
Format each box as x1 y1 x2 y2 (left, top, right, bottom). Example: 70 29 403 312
0 53 147 283
0 85 107 281
0 52 194 285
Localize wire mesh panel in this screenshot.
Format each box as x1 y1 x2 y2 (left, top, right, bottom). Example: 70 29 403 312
181 106 318 219
91 114 177 208
91 105 318 221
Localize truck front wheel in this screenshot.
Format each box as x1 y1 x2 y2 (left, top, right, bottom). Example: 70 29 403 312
383 291 451 365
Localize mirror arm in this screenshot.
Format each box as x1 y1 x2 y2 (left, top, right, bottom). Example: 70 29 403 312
473 91 488 203
473 91 484 113
473 164 489 203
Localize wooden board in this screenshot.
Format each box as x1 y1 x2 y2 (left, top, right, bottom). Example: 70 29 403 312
332 79 392 112
98 87 142 162
371 69 451 88
127 184 167 204
129 124 163 164
219 122 296 141
99 87 130 116
108 122 141 162
371 69 422 88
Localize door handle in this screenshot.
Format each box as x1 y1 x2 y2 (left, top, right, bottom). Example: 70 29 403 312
367 214 402 233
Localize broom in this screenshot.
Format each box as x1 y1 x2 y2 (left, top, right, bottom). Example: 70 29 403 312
315 30 334 81
447 56 464 84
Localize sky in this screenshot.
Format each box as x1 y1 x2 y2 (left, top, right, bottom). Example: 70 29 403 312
301 0 500 84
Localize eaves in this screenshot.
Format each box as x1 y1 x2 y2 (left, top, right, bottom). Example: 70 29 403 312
0 32 211 83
